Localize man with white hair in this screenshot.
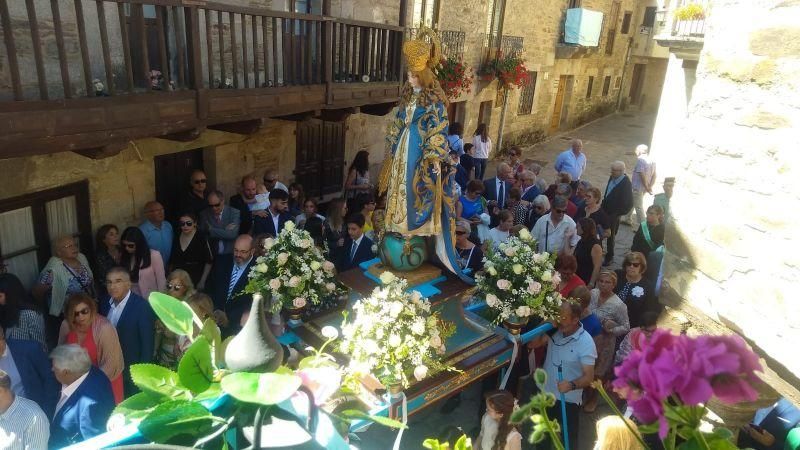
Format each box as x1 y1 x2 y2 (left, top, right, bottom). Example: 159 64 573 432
601 161 634 266
0 368 49 449
629 144 657 226
49 344 114 448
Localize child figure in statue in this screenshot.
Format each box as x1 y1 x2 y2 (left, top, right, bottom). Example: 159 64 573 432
377 27 472 283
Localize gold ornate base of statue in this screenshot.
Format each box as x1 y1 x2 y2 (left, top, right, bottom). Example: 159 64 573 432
367 262 442 287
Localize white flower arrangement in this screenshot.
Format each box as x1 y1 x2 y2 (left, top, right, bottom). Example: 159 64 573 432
244 221 342 313
475 230 563 324
338 272 455 388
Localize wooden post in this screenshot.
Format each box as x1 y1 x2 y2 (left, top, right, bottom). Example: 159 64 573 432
496 87 509 153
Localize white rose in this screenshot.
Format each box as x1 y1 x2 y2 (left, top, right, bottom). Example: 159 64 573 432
299 238 312 249
389 302 403 318
515 306 532 317
551 272 562 286
527 281 541 295
504 247 517 257
389 334 402 347
284 221 295 231
310 261 321 271
413 365 429 381
411 319 426 335
519 228 532 241
488 267 498 276
322 261 335 273
288 276 301 287
533 253 545 263
411 290 422 303
292 297 307 308
512 264 523 275
326 282 336 292
269 279 282 290
321 326 339 339
430 335 442 348
486 293 500 307
264 238 275 249
496 279 512 291
277 252 289 266
541 271 552 282
379 272 397 284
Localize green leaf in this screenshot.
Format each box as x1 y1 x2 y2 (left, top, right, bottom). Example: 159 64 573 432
339 409 408 429
200 317 221 348
193 383 222 402
131 364 191 400
138 400 214 444
422 438 443 450
711 427 734 440
178 336 214 395
220 372 302 406
454 435 473 450
113 392 163 420
149 292 195 337
218 335 233 368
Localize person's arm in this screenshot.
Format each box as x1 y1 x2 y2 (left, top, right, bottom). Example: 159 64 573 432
151 251 167 293
557 364 595 393
80 398 110 440
456 198 463 219
561 224 577 255
343 168 358 191
58 320 69 345
31 280 51 305
206 214 240 239
95 320 124 381
506 430 522 450
588 243 603 287
25 412 50 450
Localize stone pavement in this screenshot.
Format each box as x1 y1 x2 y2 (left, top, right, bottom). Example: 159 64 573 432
357 112 657 450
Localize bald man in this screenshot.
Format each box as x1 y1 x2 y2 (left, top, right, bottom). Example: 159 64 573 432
139 201 173 265
554 139 587 181
210 235 255 335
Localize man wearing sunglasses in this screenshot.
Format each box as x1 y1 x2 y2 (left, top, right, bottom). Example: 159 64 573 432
200 190 241 257
179 169 210 217
531 196 579 254
262 169 288 194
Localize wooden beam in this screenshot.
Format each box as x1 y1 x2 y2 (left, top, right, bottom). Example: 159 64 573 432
207 119 262 135
272 110 318 122
359 101 397 116
159 128 204 142
72 142 128 160
317 107 357 122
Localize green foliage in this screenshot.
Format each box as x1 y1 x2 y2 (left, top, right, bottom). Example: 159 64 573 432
220 371 302 406
112 392 164 420
423 434 473 449
149 292 196 337
177 336 214 395
130 364 192 400
339 409 407 430
138 400 215 444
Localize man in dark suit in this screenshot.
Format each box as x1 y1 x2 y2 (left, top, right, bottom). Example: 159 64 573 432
482 162 514 209
0 329 59 419
179 169 210 217
100 267 155 397
200 189 241 257
336 213 375 272
211 234 255 336
229 175 259 235
601 161 634 266
49 344 115 448
252 188 292 237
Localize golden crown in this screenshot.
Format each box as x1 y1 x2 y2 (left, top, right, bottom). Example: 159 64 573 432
402 27 441 73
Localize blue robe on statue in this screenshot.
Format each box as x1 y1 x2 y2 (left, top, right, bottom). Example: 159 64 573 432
379 90 473 284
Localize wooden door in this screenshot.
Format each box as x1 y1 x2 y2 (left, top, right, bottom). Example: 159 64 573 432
154 149 204 223
550 75 568 132
295 120 345 199
629 63 646 105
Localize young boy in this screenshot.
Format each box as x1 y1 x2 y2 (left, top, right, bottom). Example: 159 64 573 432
336 213 375 271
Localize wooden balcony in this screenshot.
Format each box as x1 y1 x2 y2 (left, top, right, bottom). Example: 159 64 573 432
0 1 404 159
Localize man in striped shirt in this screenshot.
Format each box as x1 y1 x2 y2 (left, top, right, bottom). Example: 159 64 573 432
0 368 50 449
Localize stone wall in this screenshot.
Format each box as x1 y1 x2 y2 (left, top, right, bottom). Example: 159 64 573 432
653 0 800 392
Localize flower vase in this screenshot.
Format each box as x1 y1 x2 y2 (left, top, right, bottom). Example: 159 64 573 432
503 315 529 336
387 382 404 399
285 304 306 323
269 295 285 337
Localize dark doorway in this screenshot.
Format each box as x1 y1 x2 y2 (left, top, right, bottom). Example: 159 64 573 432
478 100 493 130
154 149 205 223
629 63 646 106
295 120 346 199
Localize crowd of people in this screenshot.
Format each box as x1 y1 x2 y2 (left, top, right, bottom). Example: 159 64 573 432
0 123 677 448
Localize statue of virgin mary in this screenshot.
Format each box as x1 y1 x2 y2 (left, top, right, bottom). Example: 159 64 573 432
377 28 472 283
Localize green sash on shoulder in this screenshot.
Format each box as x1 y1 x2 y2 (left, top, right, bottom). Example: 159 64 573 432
641 221 656 250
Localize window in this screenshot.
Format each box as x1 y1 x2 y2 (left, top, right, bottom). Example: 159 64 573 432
517 71 538 115
621 11 632 34
0 181 92 289
605 0 621 55
602 76 611 96
412 0 439 28
642 6 657 27
478 100 493 128
615 76 622 88
486 0 506 37
586 76 594 99
447 101 467 126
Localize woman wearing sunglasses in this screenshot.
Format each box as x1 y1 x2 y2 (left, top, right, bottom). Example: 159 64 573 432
169 213 213 290
155 270 196 368
614 251 658 328
59 293 124 404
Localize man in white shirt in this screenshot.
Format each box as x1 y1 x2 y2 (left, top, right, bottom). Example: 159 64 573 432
531 197 579 254
0 369 49 450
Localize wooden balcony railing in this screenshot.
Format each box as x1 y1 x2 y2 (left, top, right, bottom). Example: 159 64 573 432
0 0 404 157
481 34 524 66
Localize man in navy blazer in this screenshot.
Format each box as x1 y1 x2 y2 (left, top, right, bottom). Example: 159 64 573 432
519 170 542 203
252 188 293 237
0 330 59 419
482 163 514 209
200 189 241 257
336 213 375 272
50 344 114 448
100 267 155 397
211 235 255 336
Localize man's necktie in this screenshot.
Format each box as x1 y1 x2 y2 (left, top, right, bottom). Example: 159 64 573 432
228 265 240 299
499 182 505 209
350 241 358 261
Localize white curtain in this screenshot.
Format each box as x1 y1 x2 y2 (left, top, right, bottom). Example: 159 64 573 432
46 196 80 248
0 207 39 288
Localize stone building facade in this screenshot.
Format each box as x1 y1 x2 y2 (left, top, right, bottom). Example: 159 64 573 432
650 0 800 402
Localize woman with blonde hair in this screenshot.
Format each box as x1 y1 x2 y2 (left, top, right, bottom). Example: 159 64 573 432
154 269 195 368
593 415 643 450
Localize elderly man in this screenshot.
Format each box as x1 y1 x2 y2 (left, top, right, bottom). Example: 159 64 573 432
531 196 579 254
211 235 255 336
629 144 657 226
554 183 579 218
519 170 541 203
139 201 173 265
0 369 49 449
262 169 288 194
200 190 241 257
530 301 597 450
180 169 210 217
229 175 259 235
0 327 58 419
482 163 513 210
554 138 587 181
100 267 154 397
50 344 114 448
602 161 634 266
